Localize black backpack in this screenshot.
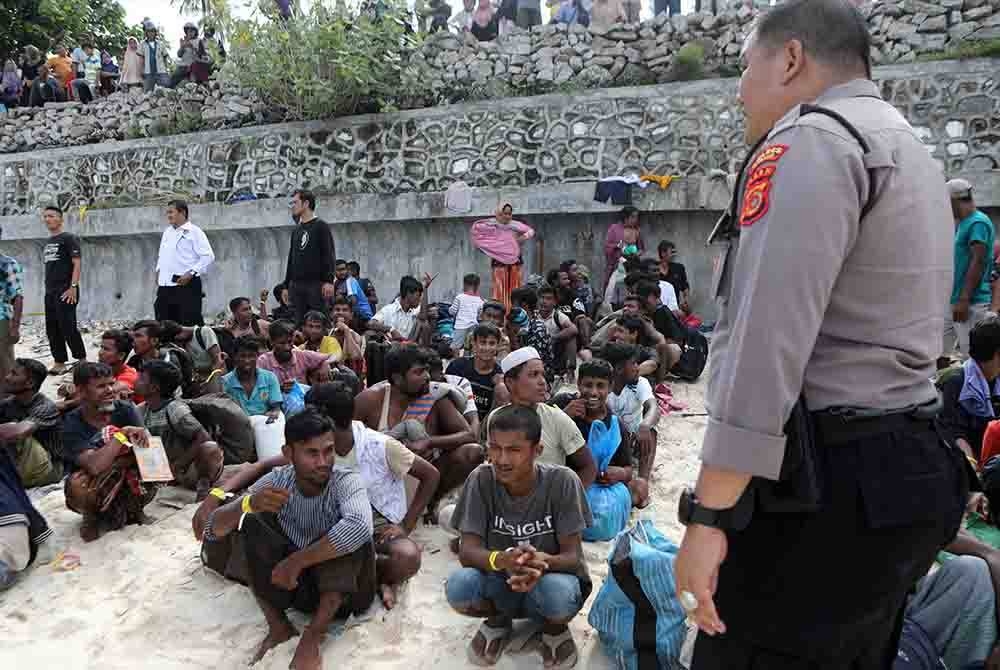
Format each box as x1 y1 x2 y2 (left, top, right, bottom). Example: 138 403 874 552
672 327 708 382
162 344 195 390
167 393 256 465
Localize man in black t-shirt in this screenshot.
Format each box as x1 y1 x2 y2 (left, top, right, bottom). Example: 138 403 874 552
42 206 86 375
446 324 507 420
284 188 336 327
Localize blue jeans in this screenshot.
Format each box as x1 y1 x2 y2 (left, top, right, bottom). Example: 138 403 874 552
446 568 584 622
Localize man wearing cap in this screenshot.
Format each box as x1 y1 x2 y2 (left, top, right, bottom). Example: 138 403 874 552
486 347 596 488
674 2 967 668
943 178 996 363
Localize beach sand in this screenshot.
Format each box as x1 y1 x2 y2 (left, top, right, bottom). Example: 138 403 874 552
0 322 708 670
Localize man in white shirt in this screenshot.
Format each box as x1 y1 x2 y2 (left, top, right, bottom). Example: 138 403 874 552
369 276 425 342
154 200 215 327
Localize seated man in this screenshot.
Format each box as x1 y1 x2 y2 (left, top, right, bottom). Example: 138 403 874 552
258 320 331 392
602 345 660 502
333 259 373 322
424 348 480 436
127 319 190 379
0 443 52 590
0 358 63 487
605 314 668 380
222 337 284 419
354 344 481 516
555 359 649 508
537 285 578 382
135 360 223 500
939 316 1000 465
202 409 376 670
508 288 556 381
489 347 597 488
159 320 226 397
368 276 426 342
299 310 344 361
308 382 439 610
657 240 690 313
331 296 366 380
61 362 153 542
100 329 139 399
464 300 511 360
446 404 592 667
226 296 271 341
266 283 296 323
447 324 509 422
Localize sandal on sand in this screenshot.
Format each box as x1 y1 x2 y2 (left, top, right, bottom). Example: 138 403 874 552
541 630 578 670
467 622 512 667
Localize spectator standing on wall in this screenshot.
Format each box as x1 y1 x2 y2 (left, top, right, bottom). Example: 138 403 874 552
141 24 170 92
1 61 22 110
46 46 74 98
0 228 24 382
18 46 43 107
604 206 644 290
516 0 543 29
154 200 215 326
120 38 143 91
71 44 101 104
284 188 337 327
654 0 682 16
451 0 476 31
471 0 499 40
99 51 119 96
42 206 87 376
590 0 625 30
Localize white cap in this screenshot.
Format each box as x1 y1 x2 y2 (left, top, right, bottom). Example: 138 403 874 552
947 178 973 199
501 347 540 374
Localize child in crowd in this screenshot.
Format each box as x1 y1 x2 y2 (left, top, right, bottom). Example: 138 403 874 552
602 343 659 489
447 323 509 421
465 300 511 360
449 273 485 356
446 404 592 668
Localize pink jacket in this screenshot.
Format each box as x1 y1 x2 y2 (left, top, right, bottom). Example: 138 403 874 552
471 218 535 265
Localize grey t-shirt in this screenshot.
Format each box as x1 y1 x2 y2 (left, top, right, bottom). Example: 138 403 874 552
452 462 593 587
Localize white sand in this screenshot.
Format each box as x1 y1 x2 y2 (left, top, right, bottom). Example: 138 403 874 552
0 324 708 670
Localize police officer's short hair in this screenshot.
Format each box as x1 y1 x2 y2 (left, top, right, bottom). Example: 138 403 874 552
753 0 871 76
969 316 1000 364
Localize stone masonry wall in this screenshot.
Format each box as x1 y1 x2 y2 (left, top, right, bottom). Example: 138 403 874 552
2 0 1000 157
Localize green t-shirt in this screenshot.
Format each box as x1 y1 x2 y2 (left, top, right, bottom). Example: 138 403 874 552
951 209 995 305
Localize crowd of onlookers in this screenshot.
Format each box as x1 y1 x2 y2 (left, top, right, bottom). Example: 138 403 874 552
1 19 223 110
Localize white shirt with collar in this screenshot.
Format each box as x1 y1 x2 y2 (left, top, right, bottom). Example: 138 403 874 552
371 298 420 339
156 221 215 287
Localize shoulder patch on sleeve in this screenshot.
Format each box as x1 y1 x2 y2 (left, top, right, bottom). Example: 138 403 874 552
739 144 789 228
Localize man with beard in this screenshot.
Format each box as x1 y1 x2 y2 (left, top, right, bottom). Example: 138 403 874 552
257 320 331 391
202 409 375 670
61 362 152 542
0 358 62 486
354 344 481 517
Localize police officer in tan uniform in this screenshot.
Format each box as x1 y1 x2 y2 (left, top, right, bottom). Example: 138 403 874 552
674 1 968 668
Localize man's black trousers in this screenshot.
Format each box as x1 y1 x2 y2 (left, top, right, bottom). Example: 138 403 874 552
44 290 86 364
154 277 204 326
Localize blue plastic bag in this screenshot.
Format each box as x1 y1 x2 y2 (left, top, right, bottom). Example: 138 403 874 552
588 521 687 670
582 415 632 542
283 382 308 417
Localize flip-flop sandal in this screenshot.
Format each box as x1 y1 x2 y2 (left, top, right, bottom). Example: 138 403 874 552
541 630 578 670
467 622 512 667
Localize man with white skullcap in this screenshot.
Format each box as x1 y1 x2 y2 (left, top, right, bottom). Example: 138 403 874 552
483 347 596 487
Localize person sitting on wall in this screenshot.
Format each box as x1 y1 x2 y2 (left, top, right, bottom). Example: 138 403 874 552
226 296 271 341
258 320 331 391
445 404 592 667
221 337 284 419
135 360 224 500
0 358 63 487
354 344 482 517
62 362 154 542
201 409 376 670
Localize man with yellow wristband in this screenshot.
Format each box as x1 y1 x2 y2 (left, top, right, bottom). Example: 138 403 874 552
201 409 375 670
445 405 592 669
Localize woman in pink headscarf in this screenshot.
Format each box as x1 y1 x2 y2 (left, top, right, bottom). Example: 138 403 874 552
471 203 534 312
120 37 144 90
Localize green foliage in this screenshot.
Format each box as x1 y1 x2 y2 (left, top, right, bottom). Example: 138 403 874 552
918 38 1000 62
149 111 207 138
220 0 426 121
668 42 706 82
0 0 132 58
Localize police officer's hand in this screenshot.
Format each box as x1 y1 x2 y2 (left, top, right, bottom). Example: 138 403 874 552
954 299 971 324
675 523 728 636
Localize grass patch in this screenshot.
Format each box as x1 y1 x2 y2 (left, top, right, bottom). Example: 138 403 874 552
919 38 1000 62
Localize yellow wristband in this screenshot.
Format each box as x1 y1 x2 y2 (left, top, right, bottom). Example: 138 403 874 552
209 488 228 502
488 550 500 572
241 495 254 514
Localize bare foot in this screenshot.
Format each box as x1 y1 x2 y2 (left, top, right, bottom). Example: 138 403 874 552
254 622 297 663
380 583 398 610
290 632 323 670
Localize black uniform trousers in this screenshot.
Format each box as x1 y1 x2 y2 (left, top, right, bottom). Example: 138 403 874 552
44 290 87 364
289 280 327 328
692 416 967 670
154 277 204 326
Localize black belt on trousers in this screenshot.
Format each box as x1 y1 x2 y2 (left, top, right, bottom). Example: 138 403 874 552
812 411 933 447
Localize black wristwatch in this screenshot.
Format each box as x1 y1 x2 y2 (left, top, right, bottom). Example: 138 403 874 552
678 487 746 531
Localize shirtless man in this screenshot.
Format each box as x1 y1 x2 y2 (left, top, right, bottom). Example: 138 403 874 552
354 344 482 515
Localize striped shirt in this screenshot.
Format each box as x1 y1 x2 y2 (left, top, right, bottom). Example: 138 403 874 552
206 465 373 553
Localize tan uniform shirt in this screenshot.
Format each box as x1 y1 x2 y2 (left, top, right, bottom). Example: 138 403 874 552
702 79 952 480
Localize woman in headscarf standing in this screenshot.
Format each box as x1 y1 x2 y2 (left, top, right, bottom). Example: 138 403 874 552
120 37 144 90
99 51 120 96
471 204 534 312
18 46 42 107
470 0 498 41
1 61 22 109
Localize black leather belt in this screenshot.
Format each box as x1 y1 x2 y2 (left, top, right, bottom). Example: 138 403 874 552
812 410 936 447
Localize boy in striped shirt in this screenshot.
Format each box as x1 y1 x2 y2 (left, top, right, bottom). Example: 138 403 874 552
203 409 375 670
